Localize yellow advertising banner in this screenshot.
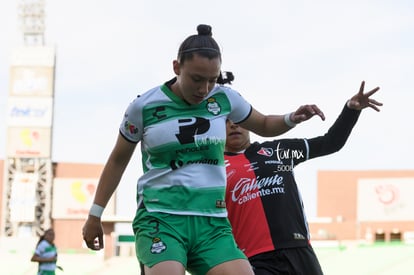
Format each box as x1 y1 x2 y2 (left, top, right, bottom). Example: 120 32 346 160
7 127 51 158
52 178 116 219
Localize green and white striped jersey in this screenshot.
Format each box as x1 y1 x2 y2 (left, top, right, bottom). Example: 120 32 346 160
35 240 57 273
120 79 251 217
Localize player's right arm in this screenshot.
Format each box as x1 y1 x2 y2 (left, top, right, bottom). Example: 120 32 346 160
82 134 137 250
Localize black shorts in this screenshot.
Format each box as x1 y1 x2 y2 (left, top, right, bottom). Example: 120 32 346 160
249 246 323 275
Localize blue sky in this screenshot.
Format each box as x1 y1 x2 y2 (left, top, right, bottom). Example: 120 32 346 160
1 0 413 224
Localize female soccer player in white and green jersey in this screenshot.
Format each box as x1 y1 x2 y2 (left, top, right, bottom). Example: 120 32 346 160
82 24 324 275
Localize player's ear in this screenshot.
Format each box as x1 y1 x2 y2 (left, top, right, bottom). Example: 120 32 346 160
173 60 180 75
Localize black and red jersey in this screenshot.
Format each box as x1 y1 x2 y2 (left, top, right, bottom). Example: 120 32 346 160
225 104 361 258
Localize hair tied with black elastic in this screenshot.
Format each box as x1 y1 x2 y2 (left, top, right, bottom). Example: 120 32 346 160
179 47 220 55
217 71 235 85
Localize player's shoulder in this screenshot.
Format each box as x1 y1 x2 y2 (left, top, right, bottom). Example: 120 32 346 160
137 85 164 100
127 85 164 107
210 84 238 95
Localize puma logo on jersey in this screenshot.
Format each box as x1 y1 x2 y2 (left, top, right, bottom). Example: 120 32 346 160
257 147 273 157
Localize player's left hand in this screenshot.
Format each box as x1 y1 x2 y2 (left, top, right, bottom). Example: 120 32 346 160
347 81 382 111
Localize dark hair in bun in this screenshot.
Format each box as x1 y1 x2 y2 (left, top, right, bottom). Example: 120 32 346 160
177 24 221 63
197 24 213 36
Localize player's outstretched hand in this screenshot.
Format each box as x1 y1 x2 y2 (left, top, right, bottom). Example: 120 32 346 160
347 81 382 111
